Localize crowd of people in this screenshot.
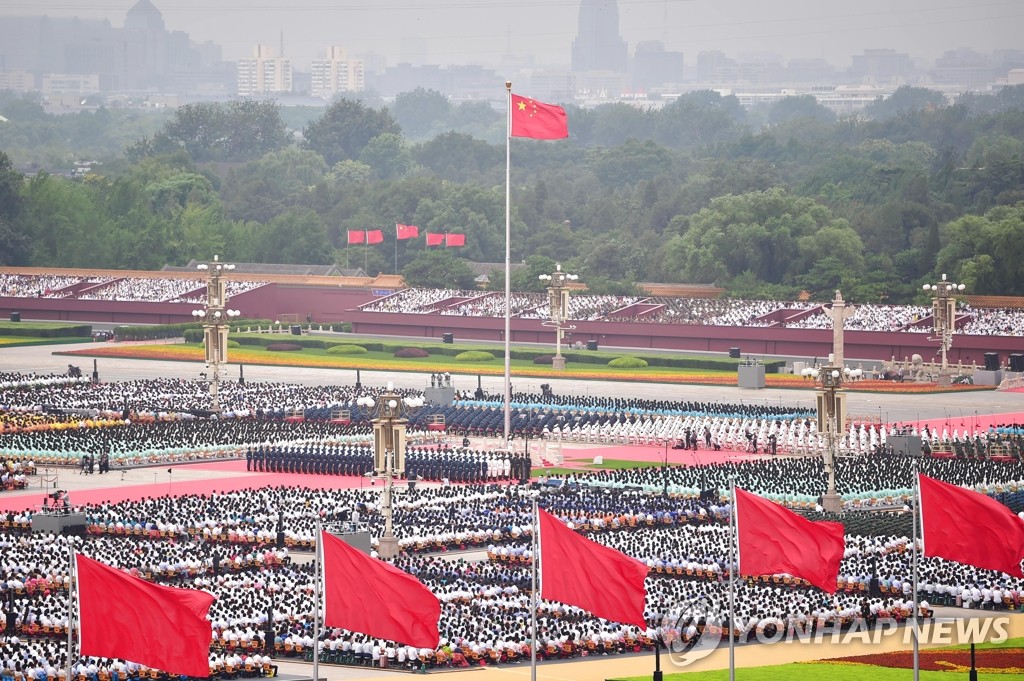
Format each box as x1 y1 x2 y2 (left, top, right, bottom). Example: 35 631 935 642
0 275 265 303
351 287 1024 337
1 371 1023 678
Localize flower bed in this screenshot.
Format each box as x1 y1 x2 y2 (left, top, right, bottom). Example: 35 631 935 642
824 647 1024 674
57 345 994 394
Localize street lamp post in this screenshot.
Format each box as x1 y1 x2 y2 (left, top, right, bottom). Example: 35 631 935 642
192 256 240 413
924 274 965 386
357 384 424 559
538 263 578 371
801 361 862 513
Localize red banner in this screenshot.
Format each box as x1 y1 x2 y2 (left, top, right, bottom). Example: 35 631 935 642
426 233 445 247
366 229 384 244
445 233 466 247
347 230 365 244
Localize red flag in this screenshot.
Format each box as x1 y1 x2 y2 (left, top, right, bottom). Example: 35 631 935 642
735 487 845 593
511 94 568 140
445 233 466 247
919 473 1024 577
366 229 384 244
76 553 214 677
397 223 419 240
347 229 365 245
426 232 445 247
538 508 647 628
321 530 440 647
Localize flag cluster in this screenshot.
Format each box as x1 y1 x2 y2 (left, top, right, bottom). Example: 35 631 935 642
347 224 465 247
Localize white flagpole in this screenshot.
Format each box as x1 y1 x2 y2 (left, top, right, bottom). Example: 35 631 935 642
67 542 75 681
530 497 538 681
728 483 736 681
503 81 512 447
313 518 322 681
912 468 920 681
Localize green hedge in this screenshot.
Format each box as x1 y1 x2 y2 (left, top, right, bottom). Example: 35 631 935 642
0 322 91 338
326 344 368 355
218 333 785 372
454 350 496 362
608 356 648 368
122 319 273 342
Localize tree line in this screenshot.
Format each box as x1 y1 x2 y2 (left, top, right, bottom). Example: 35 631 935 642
2 85 1024 301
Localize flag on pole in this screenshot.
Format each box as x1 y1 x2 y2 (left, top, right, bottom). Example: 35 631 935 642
347 230 365 245
445 233 466 247
734 487 845 592
426 232 445 247
919 473 1024 577
397 223 419 240
511 94 568 140
76 553 214 677
366 229 384 244
538 508 648 628
321 530 440 647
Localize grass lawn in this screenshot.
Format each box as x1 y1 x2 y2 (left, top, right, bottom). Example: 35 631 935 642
531 460 667 476
613 663 1012 681
58 340 990 393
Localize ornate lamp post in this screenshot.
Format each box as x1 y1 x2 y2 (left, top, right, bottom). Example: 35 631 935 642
924 274 965 385
192 256 240 413
356 384 424 559
538 263 578 371
802 360 862 513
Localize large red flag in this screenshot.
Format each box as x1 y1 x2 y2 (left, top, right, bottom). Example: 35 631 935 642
735 487 845 593
76 554 214 677
396 223 419 240
511 94 568 140
919 473 1024 577
445 233 466 247
538 508 648 628
366 229 384 244
425 232 445 247
347 229 365 245
321 530 440 647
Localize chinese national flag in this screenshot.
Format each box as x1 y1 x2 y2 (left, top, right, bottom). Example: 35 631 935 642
321 530 440 647
347 230 365 245
366 229 384 244
735 487 845 593
76 554 214 677
426 233 445 247
538 508 648 628
511 94 568 140
445 233 466 247
397 223 419 240
919 473 1024 577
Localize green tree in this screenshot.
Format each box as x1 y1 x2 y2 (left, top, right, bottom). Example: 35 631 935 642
0 152 30 265
358 133 414 179
402 250 477 289
936 203 1024 295
303 98 401 165
766 95 837 127
391 88 451 140
863 86 948 121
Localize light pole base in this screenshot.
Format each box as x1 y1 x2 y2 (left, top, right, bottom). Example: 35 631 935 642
936 370 953 387
551 356 566 371
377 534 400 559
821 493 843 514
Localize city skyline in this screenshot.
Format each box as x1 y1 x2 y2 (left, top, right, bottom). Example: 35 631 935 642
1 0 1020 72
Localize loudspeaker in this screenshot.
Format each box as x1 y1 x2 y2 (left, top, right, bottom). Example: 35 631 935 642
290 325 302 336
729 347 741 359
586 340 598 351
9 312 20 322
442 332 454 344
984 352 999 371
1009 354 1024 373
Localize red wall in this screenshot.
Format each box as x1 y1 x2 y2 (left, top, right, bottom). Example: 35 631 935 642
3 286 1018 364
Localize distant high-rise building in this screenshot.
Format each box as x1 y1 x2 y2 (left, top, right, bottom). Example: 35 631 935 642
849 49 913 86
631 41 683 93
311 46 365 99
571 0 628 74
237 45 292 96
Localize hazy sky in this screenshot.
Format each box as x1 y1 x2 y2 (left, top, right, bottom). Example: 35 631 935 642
1 0 1021 71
